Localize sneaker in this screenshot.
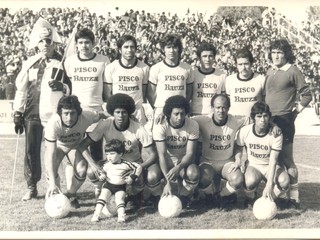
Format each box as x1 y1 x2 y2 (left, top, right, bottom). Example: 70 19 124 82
22 189 38 201
91 213 101 222
180 196 192 209
117 214 126 223
69 197 81 209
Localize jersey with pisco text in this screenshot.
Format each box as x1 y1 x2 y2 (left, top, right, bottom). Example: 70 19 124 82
88 118 153 162
236 123 282 165
64 53 110 111
105 58 149 109
225 73 265 117
193 114 249 162
44 111 100 151
148 60 193 108
153 117 199 166
191 67 226 115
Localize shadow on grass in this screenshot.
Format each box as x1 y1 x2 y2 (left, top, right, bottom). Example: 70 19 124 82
299 182 320 211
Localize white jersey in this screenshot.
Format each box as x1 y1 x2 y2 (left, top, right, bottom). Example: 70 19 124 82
153 118 199 166
149 60 193 108
193 114 249 162
225 73 265 117
44 111 100 152
105 58 149 109
190 67 226 115
64 53 110 111
88 118 153 162
236 124 282 165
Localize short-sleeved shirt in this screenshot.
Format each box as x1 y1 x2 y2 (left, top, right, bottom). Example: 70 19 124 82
236 123 283 165
193 113 249 162
105 58 149 109
148 60 194 108
88 118 153 162
191 67 226 115
45 111 100 152
64 53 110 111
153 117 199 166
225 72 265 117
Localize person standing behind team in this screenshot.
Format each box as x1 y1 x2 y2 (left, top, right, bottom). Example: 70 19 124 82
264 39 312 208
147 34 194 123
13 23 71 201
153 95 200 207
45 95 109 208
104 34 149 124
190 42 226 116
225 48 265 117
64 28 110 185
235 102 290 208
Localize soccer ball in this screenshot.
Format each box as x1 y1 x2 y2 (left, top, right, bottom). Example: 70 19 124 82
102 195 117 216
44 193 71 219
158 195 182 218
253 197 277 220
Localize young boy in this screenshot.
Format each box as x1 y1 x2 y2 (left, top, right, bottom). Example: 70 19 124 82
91 139 142 223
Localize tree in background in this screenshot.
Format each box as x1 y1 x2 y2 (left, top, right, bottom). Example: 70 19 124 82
216 6 267 24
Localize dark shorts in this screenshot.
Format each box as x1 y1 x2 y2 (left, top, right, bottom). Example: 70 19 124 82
272 111 298 144
102 182 126 195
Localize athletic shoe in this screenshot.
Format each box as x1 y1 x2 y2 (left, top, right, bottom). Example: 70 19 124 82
180 196 192 209
91 213 101 222
287 199 301 209
69 197 81 209
21 189 38 201
117 214 126 223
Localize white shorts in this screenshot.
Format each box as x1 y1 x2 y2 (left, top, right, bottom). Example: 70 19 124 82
200 157 234 174
248 162 282 180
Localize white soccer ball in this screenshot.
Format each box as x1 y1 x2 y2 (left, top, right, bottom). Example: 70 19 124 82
253 197 277 220
45 193 71 219
102 195 117 216
158 195 182 218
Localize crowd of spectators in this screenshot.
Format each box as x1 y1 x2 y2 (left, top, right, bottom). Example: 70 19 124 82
0 6 319 100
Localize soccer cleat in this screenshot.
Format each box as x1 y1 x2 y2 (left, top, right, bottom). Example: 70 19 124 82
22 189 38 201
69 197 81 209
117 214 126 223
91 213 101 222
180 196 192 209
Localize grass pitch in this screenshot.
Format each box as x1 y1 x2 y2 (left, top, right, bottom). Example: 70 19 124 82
0 135 320 235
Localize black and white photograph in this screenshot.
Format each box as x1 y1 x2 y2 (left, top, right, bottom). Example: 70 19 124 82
0 0 319 239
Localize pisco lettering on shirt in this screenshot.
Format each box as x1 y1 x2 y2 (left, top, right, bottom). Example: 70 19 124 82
166 135 188 142
249 150 270 159
164 84 184 91
118 76 139 81
235 87 256 93
119 85 140 91
249 143 270 150
234 96 258 102
73 75 99 81
197 83 218 89
165 75 185 81
74 67 98 73
210 134 231 141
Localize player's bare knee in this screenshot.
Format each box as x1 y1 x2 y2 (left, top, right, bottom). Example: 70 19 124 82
199 165 213 188
244 174 259 190
277 172 290 190
185 164 200 182
146 167 162 186
228 172 244 190
287 166 298 181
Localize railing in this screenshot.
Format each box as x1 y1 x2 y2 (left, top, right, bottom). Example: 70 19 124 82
277 16 320 51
